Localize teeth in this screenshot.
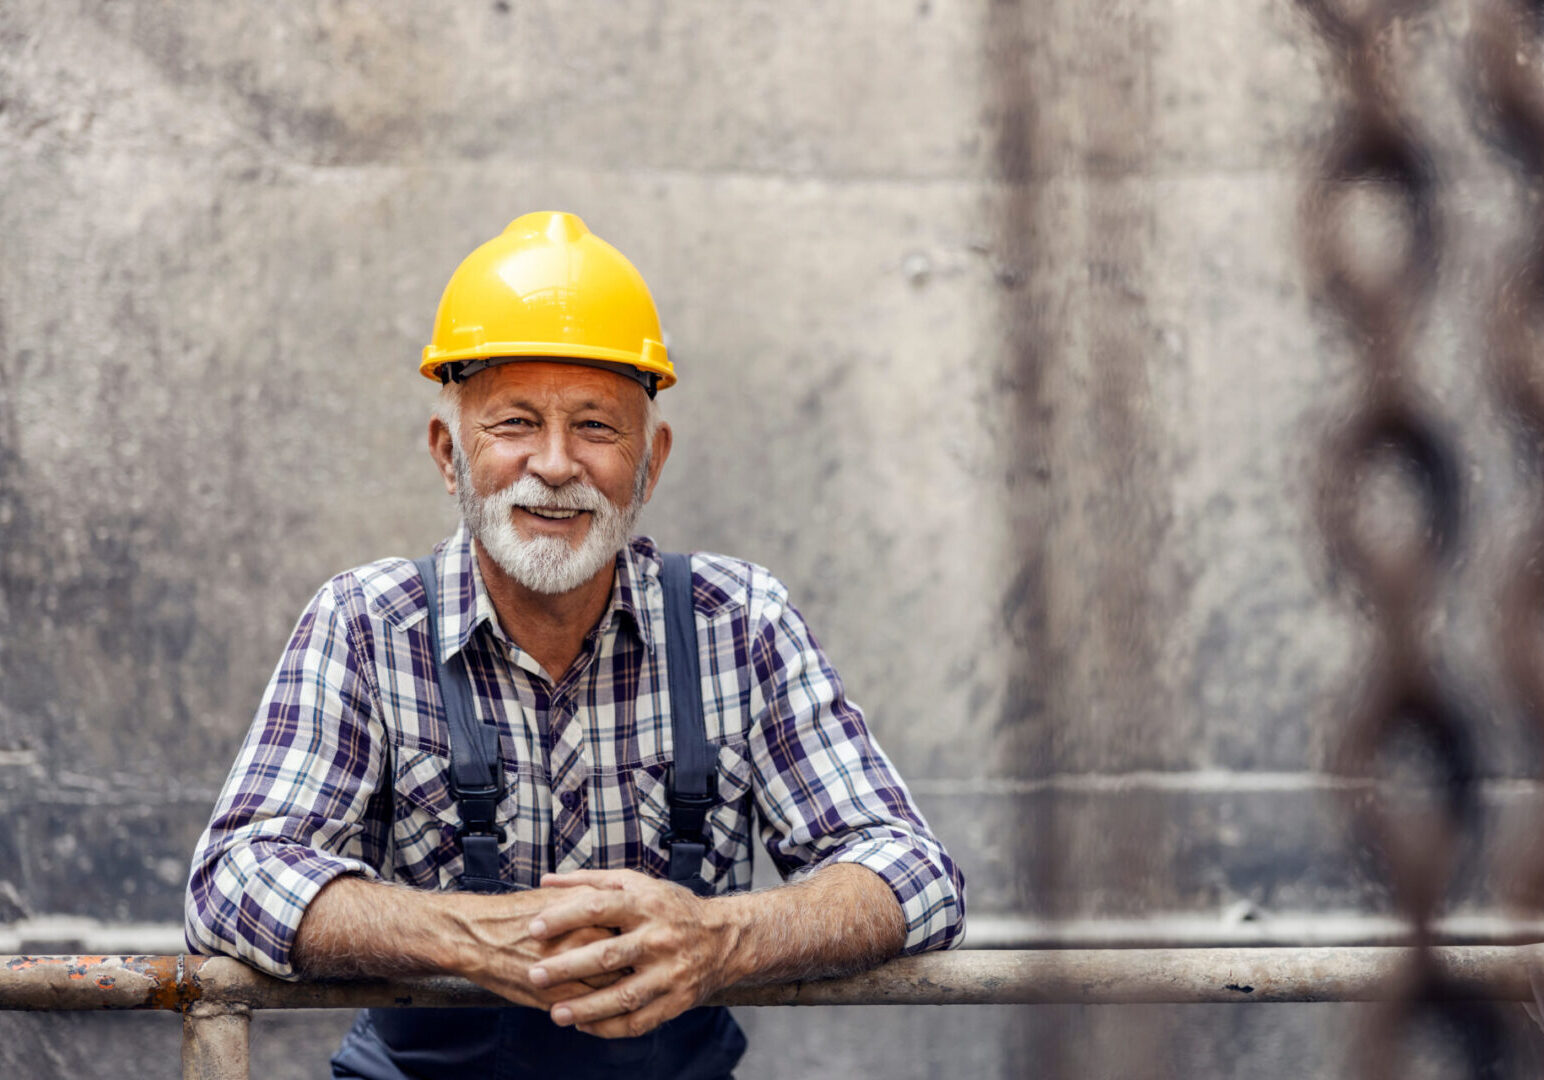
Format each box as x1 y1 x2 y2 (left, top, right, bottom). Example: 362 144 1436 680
525 507 580 520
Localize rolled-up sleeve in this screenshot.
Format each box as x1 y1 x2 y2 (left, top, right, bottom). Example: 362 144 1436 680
747 585 965 954
184 578 388 978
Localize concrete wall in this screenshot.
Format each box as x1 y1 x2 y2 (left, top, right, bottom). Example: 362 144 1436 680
4 0 1543 1075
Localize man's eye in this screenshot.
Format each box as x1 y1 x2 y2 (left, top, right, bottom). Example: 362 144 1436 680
580 420 613 431
500 417 533 428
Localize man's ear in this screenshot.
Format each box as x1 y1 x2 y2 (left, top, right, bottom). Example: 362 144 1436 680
641 422 672 503
428 416 457 495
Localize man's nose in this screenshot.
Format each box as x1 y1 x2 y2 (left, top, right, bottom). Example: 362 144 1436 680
526 428 582 488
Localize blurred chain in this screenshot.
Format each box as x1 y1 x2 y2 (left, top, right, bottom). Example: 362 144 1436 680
1473 0 1544 922
1300 0 1509 1073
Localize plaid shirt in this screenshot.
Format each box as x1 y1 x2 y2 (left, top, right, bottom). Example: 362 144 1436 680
185 527 964 977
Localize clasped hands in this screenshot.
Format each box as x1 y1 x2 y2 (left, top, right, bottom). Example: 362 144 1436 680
485 868 737 1039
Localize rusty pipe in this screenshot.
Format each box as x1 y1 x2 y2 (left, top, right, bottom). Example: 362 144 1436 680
182 1002 251 1080
3 948 1544 1011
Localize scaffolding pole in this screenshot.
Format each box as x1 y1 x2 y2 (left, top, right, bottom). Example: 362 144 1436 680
2 947 1542 1012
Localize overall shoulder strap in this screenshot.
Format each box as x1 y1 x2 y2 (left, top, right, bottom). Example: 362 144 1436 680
413 555 505 891
660 552 715 897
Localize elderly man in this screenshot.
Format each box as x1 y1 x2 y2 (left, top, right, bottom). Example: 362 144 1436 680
185 211 964 1079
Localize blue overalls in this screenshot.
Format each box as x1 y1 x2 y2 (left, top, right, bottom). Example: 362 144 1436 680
330 553 747 1080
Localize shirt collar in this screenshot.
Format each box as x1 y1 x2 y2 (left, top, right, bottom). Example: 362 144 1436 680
434 524 494 662
435 526 657 663
612 538 657 652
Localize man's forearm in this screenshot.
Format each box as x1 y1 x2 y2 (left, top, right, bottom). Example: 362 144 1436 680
291 874 611 1009
710 862 906 987
292 875 479 978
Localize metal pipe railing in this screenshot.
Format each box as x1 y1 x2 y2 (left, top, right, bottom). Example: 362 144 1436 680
5 948 1543 1078
6 946 1544 1010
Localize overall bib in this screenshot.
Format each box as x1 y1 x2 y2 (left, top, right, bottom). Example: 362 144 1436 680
330 553 747 1080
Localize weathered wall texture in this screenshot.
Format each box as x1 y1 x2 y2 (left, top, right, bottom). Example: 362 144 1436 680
4 0 1543 1076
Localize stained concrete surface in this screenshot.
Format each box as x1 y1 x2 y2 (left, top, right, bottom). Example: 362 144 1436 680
3 0 1540 1076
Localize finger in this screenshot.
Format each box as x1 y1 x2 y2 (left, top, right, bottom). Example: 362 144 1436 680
529 888 640 940
529 931 641 988
536 978 599 1004
541 869 637 890
548 925 616 951
573 993 688 1040
549 969 668 1028
579 968 624 991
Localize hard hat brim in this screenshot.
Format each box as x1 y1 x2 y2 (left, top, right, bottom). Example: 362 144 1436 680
419 339 674 389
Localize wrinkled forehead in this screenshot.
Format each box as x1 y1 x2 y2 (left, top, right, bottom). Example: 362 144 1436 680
444 359 659 437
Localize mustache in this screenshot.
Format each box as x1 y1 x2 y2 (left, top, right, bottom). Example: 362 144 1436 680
483 475 607 514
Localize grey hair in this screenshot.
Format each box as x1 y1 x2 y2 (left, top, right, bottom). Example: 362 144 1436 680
434 377 662 450
435 380 464 445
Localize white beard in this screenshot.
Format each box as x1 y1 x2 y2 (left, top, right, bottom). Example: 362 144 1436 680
454 448 648 595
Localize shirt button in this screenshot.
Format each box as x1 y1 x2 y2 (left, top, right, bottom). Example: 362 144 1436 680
560 790 580 810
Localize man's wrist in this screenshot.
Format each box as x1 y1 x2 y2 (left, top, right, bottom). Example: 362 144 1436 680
696 863 907 989
700 892 751 990
294 877 535 984
425 890 486 979
433 888 547 981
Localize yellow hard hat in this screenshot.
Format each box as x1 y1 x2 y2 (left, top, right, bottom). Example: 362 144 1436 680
420 211 674 394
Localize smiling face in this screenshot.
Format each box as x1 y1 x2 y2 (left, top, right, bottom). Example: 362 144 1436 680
429 360 672 596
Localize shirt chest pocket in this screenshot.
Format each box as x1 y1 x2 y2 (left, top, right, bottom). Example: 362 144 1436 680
391 747 518 889
631 742 753 889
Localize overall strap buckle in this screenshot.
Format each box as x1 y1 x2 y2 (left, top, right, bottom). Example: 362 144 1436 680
663 766 718 848
453 782 509 843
